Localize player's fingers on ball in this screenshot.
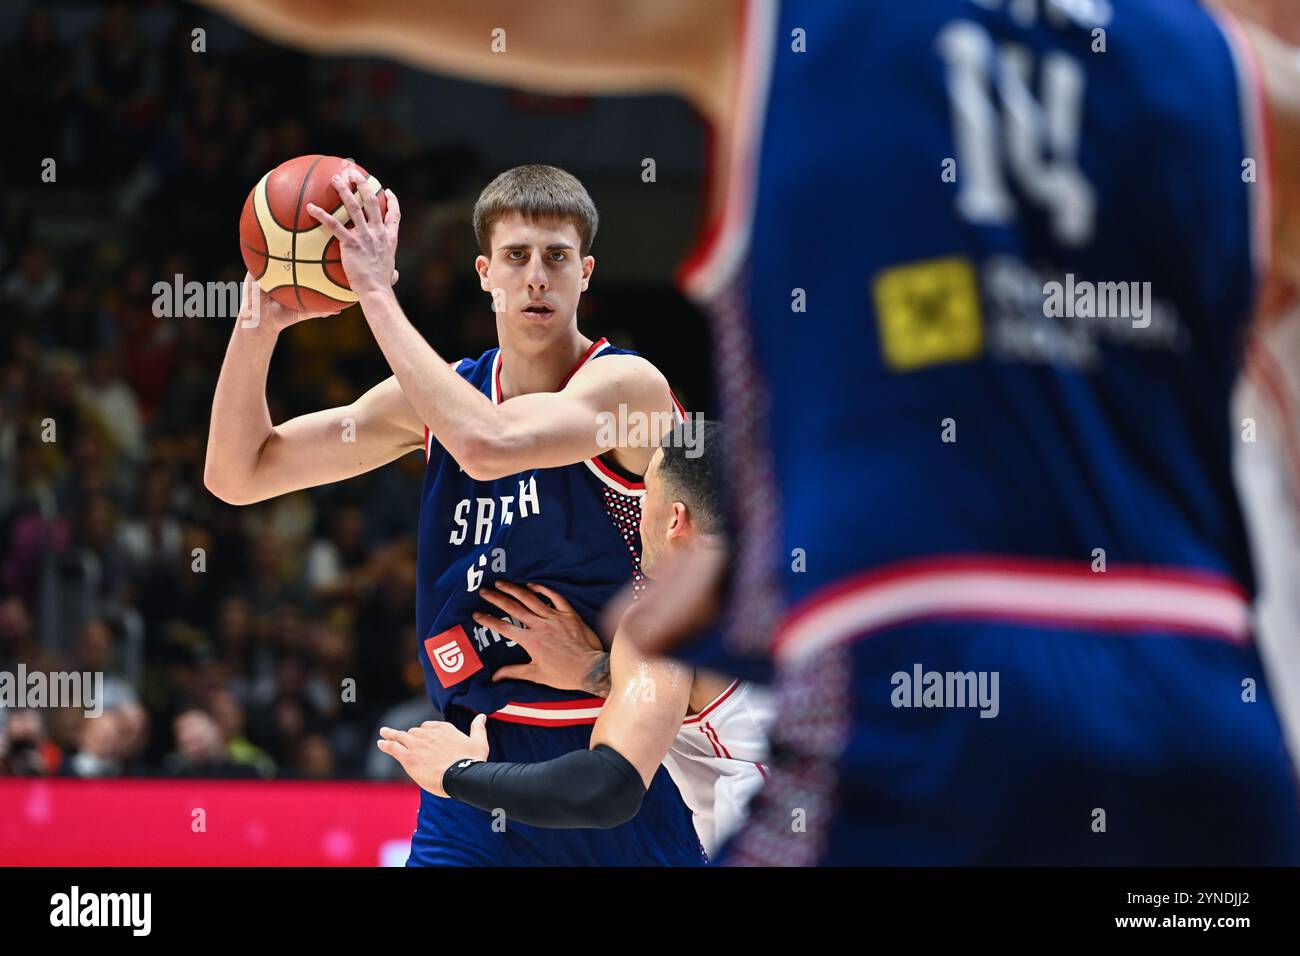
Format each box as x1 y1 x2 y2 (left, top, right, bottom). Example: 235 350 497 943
305 202 348 241
526 582 572 613
348 170 379 224
384 188 401 234
495 580 551 617
331 174 365 223
356 178 380 222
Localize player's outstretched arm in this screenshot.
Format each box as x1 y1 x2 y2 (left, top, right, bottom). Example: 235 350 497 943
307 172 679 481
204 276 425 506
491 355 680 478
196 0 738 122
378 584 692 829
402 649 689 828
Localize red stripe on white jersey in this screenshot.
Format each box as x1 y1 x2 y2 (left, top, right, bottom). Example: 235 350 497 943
704 721 733 760
699 724 724 759
683 680 741 725
773 555 1252 663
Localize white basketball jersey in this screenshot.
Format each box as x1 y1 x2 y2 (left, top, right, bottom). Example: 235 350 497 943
1233 302 1300 765
663 680 774 859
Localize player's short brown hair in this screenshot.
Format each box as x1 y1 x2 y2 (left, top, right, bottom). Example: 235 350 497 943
473 164 599 257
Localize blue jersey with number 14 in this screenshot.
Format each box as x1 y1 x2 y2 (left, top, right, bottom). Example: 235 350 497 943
679 0 1300 864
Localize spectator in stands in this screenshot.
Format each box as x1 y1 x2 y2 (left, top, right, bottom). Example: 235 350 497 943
79 350 145 463
302 503 370 602
115 700 150 775
165 709 258 778
3 245 63 322
0 708 61 776
74 618 138 712
117 464 183 580
65 708 124 778
209 687 274 779
294 734 336 779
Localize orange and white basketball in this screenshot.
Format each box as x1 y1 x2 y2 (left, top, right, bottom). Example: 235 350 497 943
239 154 387 311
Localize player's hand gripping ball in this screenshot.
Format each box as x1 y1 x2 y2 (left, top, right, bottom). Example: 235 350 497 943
240 155 397 313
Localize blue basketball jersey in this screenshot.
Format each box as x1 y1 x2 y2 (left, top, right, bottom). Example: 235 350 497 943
679 0 1271 670
417 336 657 718
671 0 1300 863
409 336 701 865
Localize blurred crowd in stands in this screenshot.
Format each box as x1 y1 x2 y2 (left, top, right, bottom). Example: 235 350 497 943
0 2 703 780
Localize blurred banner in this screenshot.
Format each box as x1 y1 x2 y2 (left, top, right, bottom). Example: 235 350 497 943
0 779 417 866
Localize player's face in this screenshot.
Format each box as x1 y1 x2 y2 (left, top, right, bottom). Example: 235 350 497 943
476 212 594 346
638 447 669 578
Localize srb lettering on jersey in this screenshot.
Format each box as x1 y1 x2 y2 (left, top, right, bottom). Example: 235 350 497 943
448 476 541 545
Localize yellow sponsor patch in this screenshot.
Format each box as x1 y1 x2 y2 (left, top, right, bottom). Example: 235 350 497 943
872 256 983 372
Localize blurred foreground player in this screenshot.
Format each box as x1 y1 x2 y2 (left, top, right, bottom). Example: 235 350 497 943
206 165 700 865
377 421 773 858
203 0 1300 863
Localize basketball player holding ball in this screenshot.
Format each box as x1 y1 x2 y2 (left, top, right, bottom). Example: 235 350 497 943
206 163 701 865
202 0 1300 865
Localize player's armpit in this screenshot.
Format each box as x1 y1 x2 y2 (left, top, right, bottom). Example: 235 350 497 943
468 354 676 480
589 634 693 789
214 375 424 505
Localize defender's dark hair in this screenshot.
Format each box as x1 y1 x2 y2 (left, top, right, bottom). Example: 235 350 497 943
656 419 726 537
473 164 599 256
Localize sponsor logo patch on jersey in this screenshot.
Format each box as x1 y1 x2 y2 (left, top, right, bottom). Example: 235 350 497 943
873 255 983 372
424 626 484 688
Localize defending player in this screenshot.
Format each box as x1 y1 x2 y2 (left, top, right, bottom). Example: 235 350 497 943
206 164 700 865
376 421 772 858
203 0 1300 864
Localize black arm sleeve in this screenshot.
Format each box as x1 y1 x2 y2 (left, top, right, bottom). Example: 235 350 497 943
441 744 647 829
